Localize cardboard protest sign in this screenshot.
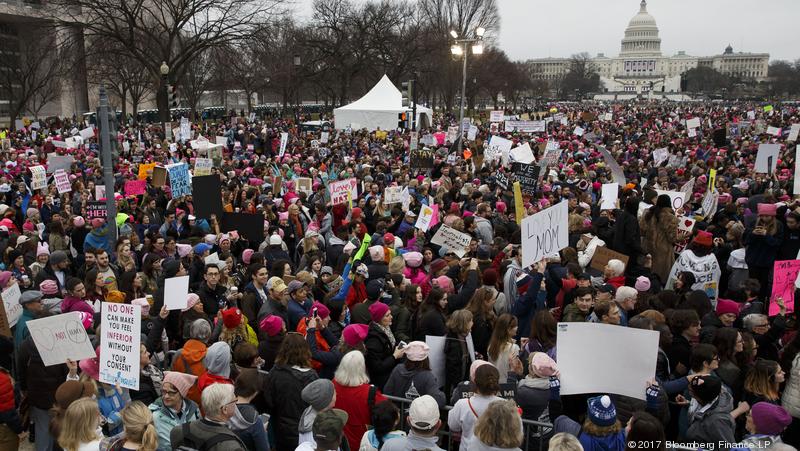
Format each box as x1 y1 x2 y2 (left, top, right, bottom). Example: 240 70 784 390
509 143 534 164
674 216 696 254
100 303 141 390
54 170 72 194
1 283 22 328
164 276 190 310
296 177 312 196
600 184 618 210
590 246 630 273
430 224 472 258
513 163 540 196
329 178 358 206
410 149 435 169
95 185 106 201
124 179 147 197
755 144 780 174
540 142 563 169
167 163 191 197
558 323 658 400
194 158 213 177
30 165 47 190
138 163 156 180
27 312 96 366
221 212 265 244
383 186 402 204
521 201 569 268
279 132 288 157
46 154 74 174
770 260 800 316
151 166 167 187
415 205 435 232
700 191 719 219
652 148 669 166
85 202 108 220
191 175 224 219
485 136 512 164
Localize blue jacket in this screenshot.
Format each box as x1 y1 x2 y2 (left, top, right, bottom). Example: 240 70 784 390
512 272 546 340
84 225 113 254
149 397 200 451
287 296 313 332
13 309 35 350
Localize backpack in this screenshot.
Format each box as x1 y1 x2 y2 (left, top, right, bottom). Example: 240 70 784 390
175 422 241 451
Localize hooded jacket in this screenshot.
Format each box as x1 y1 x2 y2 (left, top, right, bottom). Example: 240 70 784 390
685 389 736 444
198 342 233 393
170 340 208 405
149 397 200 451
382 365 446 407
229 402 269 451
60 295 95 316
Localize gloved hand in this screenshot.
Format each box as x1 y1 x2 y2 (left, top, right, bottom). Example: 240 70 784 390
549 376 561 400
646 381 660 411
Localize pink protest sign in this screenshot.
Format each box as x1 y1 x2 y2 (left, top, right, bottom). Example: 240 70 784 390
429 204 439 228
124 179 147 196
770 260 800 316
434 132 446 145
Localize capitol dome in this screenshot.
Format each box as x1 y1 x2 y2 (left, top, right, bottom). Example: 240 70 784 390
620 0 662 56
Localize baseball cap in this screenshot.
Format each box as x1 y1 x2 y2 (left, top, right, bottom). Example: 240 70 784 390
408 395 440 430
267 276 287 293
313 409 349 443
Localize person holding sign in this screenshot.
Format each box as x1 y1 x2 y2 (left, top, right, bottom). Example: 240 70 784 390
743 203 783 299
639 194 679 282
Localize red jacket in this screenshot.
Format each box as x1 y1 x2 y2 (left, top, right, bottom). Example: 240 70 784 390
333 382 387 451
607 275 626 289
346 281 367 309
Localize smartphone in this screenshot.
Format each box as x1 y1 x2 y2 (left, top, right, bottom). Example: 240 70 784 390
398 341 407 349
312 307 318 317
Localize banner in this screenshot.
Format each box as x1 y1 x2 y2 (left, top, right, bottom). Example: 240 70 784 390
504 120 546 133
194 158 213 177
54 170 72 194
27 312 96 366
557 323 658 400
279 132 288 157
30 165 47 190
415 205 435 232
167 163 192 198
430 224 472 258
521 201 569 268
770 260 800 316
329 178 358 206
100 303 141 390
124 179 147 197
513 163 540 196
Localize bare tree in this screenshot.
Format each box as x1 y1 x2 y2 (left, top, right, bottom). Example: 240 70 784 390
87 40 152 120
57 0 285 120
180 47 218 119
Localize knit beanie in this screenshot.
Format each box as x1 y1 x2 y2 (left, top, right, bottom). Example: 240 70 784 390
162 371 198 398
342 324 369 347
369 302 390 323
587 395 617 427
634 276 651 292
301 379 335 411
203 342 231 378
259 315 284 337
751 402 792 435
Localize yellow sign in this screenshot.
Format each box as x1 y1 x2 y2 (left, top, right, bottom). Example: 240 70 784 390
514 181 525 225
708 169 717 192
138 163 156 180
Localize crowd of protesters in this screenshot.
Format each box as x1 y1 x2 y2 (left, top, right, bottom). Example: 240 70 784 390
0 99 797 451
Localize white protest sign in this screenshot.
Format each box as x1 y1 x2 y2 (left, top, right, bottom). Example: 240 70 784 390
320 131 329 144
680 178 695 199
509 143 535 165
30 165 47 190
557 323 659 400
1 283 22 327
47 154 75 174
652 148 669 166
180 118 191 141
600 184 618 210
446 126 458 144
603 112 613 121
598 146 626 186
329 178 358 206
95 185 106 200
573 126 584 136
688 128 697 138
383 186 402 204
27 312 96 366
655 190 687 211
215 136 227 146
767 126 782 137
521 201 569 268
79 127 94 140
194 158 213 177
54 170 72 194
789 124 800 142
755 143 780 174
279 132 288 157
700 190 719 219
164 275 190 310
486 136 513 164
467 125 478 141
100 303 141 390
667 250 722 301
489 110 504 123
426 335 446 389
747 111 756 120
430 224 472 258
400 187 410 212
415 205 435 232
686 117 701 129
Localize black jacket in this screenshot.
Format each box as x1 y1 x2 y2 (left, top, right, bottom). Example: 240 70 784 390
365 322 400 389
197 282 228 317
415 308 447 341
264 364 319 451
444 332 470 397
16 337 69 410
611 209 644 269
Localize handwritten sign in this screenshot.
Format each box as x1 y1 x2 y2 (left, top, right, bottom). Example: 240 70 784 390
655 190 687 211
296 177 312 196
755 144 780 174
1 283 22 327
489 110 504 123
100 303 141 390
384 186 402 204
54 170 72 194
194 158 212 176
509 143 534 164
686 117 701 129
329 178 358 206
590 246 630 273
513 163 540 195
415 205 435 232
138 163 156 180
430 224 472 258
770 260 800 316
653 148 669 166
167 163 191 198
124 179 146 197
30 165 47 190
27 312 96 366
410 149 434 169
521 201 569 268
495 172 511 190
279 132 288 157
486 136 512 164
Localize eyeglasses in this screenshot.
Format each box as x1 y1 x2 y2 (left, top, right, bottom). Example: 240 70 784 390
163 389 180 397
755 323 770 328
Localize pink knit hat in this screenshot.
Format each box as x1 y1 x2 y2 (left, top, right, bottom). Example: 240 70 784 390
342 324 369 347
757 203 777 216
79 347 101 381
259 315 284 337
432 275 454 294
369 302 390 323
162 371 198 398
39 279 58 295
131 298 151 317
242 249 255 265
530 352 559 378
182 293 201 312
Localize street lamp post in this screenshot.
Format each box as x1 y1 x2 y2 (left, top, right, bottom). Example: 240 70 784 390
451 27 484 153
160 61 170 123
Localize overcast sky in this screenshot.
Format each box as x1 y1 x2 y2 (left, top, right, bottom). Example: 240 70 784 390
292 0 800 62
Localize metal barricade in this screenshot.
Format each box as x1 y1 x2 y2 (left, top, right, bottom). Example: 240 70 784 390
381 394 553 451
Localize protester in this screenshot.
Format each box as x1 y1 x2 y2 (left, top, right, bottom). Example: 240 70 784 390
169 383 246 450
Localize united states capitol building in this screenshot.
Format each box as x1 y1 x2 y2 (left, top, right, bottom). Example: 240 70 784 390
526 0 770 98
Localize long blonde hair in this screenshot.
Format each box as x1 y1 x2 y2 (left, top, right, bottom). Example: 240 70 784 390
121 401 159 451
58 397 100 451
474 400 523 449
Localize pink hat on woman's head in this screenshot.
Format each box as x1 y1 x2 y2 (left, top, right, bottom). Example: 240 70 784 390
469 360 491 382
432 275 454 294
162 371 198 399
368 302 390 323
342 324 369 347
73 216 85 227
182 293 200 312
79 347 101 381
757 203 777 216
529 352 559 378
242 249 255 265
259 315 284 337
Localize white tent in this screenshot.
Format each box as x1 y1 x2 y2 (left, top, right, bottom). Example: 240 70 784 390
334 75 431 131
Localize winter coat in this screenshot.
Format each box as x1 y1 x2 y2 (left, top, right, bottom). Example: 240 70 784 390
610 209 644 271
699 312 726 344
149 397 200 451
782 353 800 418
444 332 470 398
365 322 400 389
685 389 736 444
382 365 446 407
60 295 95 316
416 308 447 340
473 217 493 245
744 223 784 269
390 303 412 343
561 303 588 322
516 377 552 428
229 402 269 451
170 339 208 405
333 382 388 451
170 418 246 451
264 364 318 451
639 209 679 281
16 337 69 409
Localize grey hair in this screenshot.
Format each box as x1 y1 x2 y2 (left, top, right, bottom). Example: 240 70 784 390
743 314 767 331
334 351 370 387
548 433 584 451
190 319 212 342
615 286 638 303
201 383 234 420
606 259 625 277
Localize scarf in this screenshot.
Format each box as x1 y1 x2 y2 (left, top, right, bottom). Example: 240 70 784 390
377 323 396 348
